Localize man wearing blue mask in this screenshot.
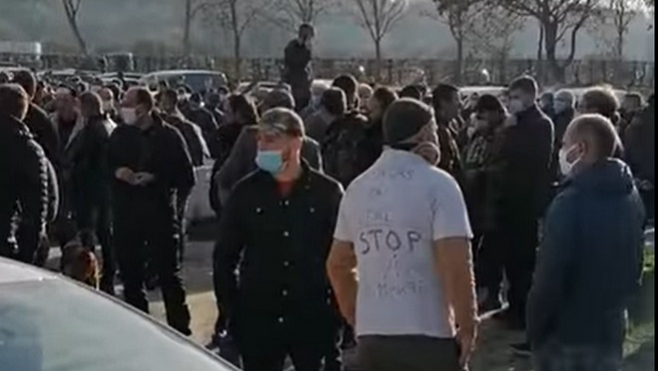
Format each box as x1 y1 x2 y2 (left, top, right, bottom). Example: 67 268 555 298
214 107 344 371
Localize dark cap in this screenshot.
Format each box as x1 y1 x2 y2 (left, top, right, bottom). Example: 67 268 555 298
383 98 434 146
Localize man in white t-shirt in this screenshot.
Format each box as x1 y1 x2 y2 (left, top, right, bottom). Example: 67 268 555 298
327 98 479 371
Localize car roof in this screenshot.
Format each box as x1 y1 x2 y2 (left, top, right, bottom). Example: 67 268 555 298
0 257 59 285
143 70 225 77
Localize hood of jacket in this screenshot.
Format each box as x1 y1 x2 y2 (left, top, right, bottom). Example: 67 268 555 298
570 158 635 197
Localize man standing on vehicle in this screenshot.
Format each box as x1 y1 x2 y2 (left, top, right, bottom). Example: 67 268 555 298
215 108 343 371
327 99 478 371
283 24 315 112
109 87 195 335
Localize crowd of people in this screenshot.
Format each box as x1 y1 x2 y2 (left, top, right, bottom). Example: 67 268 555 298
0 24 655 371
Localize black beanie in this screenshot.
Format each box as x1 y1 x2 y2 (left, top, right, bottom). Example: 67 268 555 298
383 98 434 149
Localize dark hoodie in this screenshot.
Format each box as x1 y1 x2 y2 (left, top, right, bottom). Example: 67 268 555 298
527 159 645 349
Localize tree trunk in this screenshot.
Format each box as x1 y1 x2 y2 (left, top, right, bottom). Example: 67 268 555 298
543 22 565 83
616 28 624 61
62 0 87 55
375 39 382 81
456 37 464 85
234 32 242 81
183 0 192 55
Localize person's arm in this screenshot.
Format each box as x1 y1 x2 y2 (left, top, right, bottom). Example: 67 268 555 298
169 128 196 193
527 198 577 348
214 186 246 319
16 140 49 264
327 240 358 327
326 191 357 326
430 175 477 367
217 127 253 191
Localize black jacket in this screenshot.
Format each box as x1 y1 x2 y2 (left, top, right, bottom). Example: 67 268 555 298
215 162 343 344
625 106 655 184
165 112 209 167
24 103 60 169
108 113 195 220
283 39 312 87
436 118 464 181
492 105 554 219
527 160 645 348
67 114 116 228
0 115 50 263
322 111 370 187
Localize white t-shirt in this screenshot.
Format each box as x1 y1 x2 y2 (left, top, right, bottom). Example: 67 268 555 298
334 149 472 339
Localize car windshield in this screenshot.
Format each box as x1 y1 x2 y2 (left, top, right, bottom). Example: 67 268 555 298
0 280 235 371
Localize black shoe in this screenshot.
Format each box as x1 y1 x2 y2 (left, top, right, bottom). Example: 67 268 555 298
510 342 532 358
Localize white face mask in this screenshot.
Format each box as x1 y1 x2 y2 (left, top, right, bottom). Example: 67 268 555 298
559 144 581 176
554 101 567 114
508 99 525 115
102 100 114 112
120 108 137 125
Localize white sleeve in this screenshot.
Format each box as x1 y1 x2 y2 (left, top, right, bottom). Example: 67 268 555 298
333 193 353 242
432 175 473 241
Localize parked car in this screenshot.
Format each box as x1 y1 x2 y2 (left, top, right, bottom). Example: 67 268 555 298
0 258 239 371
139 70 228 92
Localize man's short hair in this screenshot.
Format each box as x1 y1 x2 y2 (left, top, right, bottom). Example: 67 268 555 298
400 85 423 100
262 89 295 111
332 75 358 101
474 94 506 114
79 91 102 114
259 107 305 137
12 69 36 99
373 87 398 111
0 84 30 119
132 87 154 110
383 98 434 146
161 89 179 104
299 23 315 35
509 75 539 96
581 87 620 121
321 87 347 116
431 83 459 111
556 90 576 107
106 84 122 102
571 114 621 159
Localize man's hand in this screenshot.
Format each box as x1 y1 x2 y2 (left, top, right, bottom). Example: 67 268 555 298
134 172 156 186
115 167 137 185
456 323 478 367
327 239 358 329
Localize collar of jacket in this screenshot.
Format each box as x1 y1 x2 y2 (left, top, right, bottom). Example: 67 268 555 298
254 160 314 195
140 112 165 134
0 113 32 136
516 104 542 121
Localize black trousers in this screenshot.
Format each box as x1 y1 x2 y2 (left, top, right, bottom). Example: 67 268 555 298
357 335 463 371
479 215 538 323
75 198 115 293
114 212 191 335
240 339 327 371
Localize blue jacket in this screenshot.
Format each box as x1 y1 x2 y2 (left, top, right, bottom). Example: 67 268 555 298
527 159 645 348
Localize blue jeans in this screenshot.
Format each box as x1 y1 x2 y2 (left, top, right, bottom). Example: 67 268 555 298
533 341 622 371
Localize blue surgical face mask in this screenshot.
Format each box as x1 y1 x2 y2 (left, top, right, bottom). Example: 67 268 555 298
255 150 284 174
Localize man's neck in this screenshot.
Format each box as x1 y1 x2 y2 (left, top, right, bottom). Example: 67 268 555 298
136 113 155 131
275 161 302 183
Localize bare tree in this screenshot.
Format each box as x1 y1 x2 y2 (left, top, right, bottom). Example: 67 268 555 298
60 0 87 54
588 0 642 60
202 0 274 79
499 0 599 83
425 0 484 84
348 0 408 75
267 0 340 31
468 6 525 61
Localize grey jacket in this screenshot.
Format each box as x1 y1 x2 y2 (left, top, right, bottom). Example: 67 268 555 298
215 126 322 204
